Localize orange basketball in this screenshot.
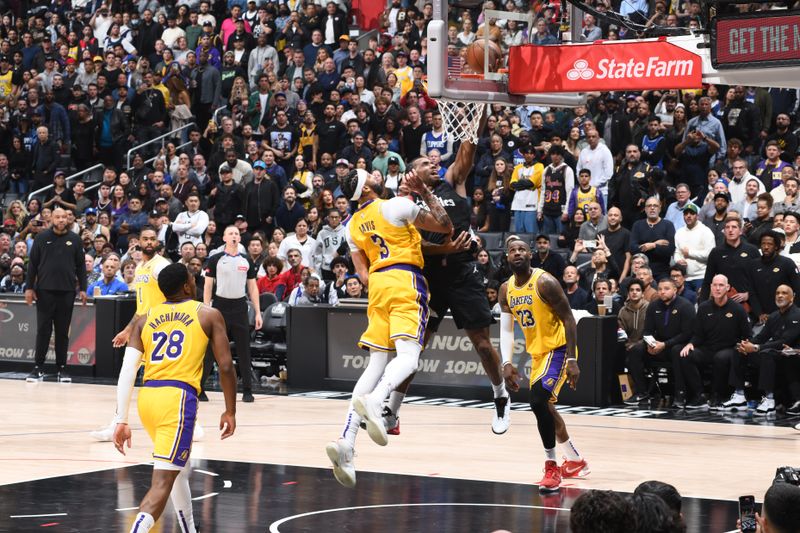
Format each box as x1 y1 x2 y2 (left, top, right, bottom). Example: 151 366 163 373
465 39 503 73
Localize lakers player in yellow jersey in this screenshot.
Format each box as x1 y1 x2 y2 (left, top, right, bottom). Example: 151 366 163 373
499 238 588 493
113 263 237 533
325 168 453 488
91 227 173 442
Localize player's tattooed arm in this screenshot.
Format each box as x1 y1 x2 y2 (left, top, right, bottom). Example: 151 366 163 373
405 170 453 234
537 271 580 389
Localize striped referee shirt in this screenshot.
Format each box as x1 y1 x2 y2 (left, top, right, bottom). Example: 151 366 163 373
204 252 257 300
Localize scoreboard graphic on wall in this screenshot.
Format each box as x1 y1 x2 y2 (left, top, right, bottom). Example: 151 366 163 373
711 9 800 69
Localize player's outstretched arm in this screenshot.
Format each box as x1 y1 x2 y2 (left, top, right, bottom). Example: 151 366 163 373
113 315 146 455
537 272 580 389
445 105 488 195
498 282 521 392
202 306 237 439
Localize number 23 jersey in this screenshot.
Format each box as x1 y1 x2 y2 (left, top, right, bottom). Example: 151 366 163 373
346 197 424 273
141 300 209 393
506 269 566 356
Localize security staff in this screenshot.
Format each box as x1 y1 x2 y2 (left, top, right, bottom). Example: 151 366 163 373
202 225 262 402
25 208 87 383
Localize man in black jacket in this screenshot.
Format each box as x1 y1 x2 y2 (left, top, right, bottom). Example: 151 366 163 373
731 284 800 415
320 2 348 47
24 208 87 383
210 165 244 230
699 215 759 304
131 71 167 160
678 274 751 409
95 94 129 172
531 234 565 280
626 277 695 404
596 95 631 159
31 125 59 193
244 161 280 235
749 230 800 324
608 145 650 227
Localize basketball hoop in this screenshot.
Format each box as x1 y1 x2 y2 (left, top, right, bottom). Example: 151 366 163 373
438 99 487 145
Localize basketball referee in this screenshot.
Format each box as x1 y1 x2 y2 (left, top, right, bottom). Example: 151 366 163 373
202 225 262 402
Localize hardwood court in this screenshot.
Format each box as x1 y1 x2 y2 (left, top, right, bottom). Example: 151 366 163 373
1 380 798 531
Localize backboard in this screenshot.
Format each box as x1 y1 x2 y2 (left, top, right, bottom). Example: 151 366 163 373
426 0 586 107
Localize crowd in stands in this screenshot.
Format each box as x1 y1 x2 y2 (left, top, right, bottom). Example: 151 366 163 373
0 0 799 412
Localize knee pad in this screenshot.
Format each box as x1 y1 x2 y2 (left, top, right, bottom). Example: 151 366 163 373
529 381 552 414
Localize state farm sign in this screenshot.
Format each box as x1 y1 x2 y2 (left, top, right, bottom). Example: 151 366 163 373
712 11 800 69
508 40 702 93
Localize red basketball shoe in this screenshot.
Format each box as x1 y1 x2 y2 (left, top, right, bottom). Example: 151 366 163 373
560 458 590 478
538 460 562 493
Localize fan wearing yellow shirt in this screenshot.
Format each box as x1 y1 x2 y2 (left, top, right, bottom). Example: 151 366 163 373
113 263 237 533
325 168 453 488
499 238 587 494
510 145 544 233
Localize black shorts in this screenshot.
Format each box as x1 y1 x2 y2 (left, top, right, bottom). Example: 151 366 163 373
425 260 495 332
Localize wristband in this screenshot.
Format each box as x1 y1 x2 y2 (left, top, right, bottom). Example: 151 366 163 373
566 358 577 362
502 361 514 367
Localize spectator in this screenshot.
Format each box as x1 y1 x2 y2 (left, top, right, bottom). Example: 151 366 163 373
0 262 26 293
669 264 697 304
87 253 128 296
635 266 659 303
531 234 565 280
744 193 775 245
734 284 800 416
684 96 726 163
700 215 759 305
748 231 800 324
630 197 675 280
570 490 631 533
678 274 751 409
342 273 367 299
721 86 761 159
287 273 339 306
755 141 791 191
31 126 59 194
673 203 715 291
509 145 543 233
275 186 307 233
664 184 693 231
584 277 622 315
577 202 607 243
275 248 305 301
577 130 614 210
210 165 245 230
609 145 650 226
314 209 346 280
599 207 631 282
172 193 210 247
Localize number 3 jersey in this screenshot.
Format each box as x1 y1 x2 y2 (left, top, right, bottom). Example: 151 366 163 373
346 197 424 273
141 300 209 393
506 269 566 356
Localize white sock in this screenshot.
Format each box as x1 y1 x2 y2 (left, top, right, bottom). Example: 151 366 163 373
492 380 508 398
558 438 582 461
169 468 196 533
130 512 155 533
545 447 557 462
341 350 389 447
387 391 405 415
370 340 421 403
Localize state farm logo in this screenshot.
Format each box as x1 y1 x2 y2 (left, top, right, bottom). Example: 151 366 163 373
567 60 594 81
566 56 695 82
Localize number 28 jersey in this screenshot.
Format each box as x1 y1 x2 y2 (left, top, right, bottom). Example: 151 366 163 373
346 197 424 274
506 269 566 356
141 300 209 393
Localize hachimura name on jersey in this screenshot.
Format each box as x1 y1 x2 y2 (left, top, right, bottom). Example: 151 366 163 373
138 300 208 467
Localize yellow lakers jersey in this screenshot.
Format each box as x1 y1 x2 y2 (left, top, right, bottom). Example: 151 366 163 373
575 186 598 213
507 269 566 356
348 198 424 273
141 300 209 393
134 255 171 315
0 70 13 98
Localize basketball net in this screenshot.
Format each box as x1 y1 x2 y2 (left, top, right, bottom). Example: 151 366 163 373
437 100 486 145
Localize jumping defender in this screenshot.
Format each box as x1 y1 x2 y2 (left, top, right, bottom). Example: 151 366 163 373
499 239 588 492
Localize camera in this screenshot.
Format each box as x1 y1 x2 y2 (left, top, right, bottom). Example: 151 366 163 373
774 466 800 486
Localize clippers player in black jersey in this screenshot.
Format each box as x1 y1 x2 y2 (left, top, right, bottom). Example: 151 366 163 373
383 111 516 435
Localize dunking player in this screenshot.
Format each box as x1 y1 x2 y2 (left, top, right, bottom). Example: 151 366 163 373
325 168 453 488
499 239 588 492
113 263 237 532
386 115 513 435
90 227 175 442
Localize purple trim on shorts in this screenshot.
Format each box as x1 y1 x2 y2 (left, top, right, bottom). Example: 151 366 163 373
412 272 429 343
172 393 197 468
143 379 198 396
374 263 424 276
540 345 567 393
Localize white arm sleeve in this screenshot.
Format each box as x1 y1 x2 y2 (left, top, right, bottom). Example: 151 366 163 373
381 196 422 227
500 312 515 366
114 346 143 424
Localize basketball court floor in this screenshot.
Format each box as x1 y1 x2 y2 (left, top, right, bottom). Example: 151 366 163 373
2 378 799 532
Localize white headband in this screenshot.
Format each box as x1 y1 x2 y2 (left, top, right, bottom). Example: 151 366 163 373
350 169 369 202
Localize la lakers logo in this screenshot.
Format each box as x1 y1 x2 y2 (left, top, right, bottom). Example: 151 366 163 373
545 377 556 387
180 450 189 461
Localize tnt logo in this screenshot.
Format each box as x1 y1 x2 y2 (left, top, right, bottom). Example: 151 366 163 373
567 60 594 81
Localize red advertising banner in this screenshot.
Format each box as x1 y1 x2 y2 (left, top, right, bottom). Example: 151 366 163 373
713 12 800 68
508 40 702 94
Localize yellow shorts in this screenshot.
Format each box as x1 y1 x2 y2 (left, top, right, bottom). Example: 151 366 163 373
530 345 571 403
137 380 197 467
358 265 430 352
